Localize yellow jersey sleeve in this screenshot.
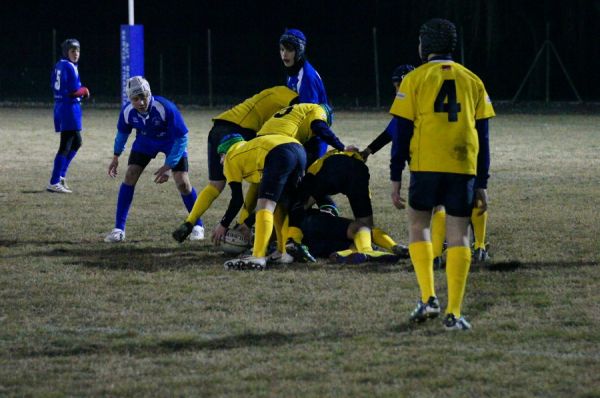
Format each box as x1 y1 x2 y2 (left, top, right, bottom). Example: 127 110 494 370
214 86 298 131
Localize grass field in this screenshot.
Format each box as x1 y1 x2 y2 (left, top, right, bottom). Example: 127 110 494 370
1 106 599 397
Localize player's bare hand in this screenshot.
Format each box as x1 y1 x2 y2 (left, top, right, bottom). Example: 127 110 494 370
475 188 488 215
153 165 171 184
344 145 359 153
212 224 227 246
107 157 119 178
392 192 406 209
359 148 371 162
391 180 405 209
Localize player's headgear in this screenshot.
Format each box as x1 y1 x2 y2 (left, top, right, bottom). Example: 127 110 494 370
217 134 245 155
319 204 339 217
126 76 152 99
319 103 334 126
391 64 415 84
279 29 307 61
61 38 80 58
419 18 457 61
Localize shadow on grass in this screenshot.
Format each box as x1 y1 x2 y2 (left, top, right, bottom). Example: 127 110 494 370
19 244 221 272
17 330 355 358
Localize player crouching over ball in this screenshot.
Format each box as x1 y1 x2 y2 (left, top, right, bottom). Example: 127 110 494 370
212 133 306 270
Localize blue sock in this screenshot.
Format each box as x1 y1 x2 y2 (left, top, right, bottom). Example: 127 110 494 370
61 150 78 178
50 154 67 185
181 188 203 227
115 183 135 231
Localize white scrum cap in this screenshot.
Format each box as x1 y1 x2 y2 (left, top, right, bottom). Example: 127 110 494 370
126 76 151 99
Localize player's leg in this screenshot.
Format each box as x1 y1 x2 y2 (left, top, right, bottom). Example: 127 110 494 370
471 202 489 262
371 227 409 258
104 151 147 242
442 174 476 330
60 131 82 186
237 182 259 228
48 130 78 193
431 205 447 268
406 172 440 322
252 143 305 264
172 156 204 240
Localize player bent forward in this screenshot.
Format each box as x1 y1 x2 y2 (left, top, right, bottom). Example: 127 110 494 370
212 134 306 270
104 76 204 242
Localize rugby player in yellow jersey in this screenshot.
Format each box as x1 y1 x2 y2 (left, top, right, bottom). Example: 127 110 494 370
257 102 353 166
286 150 408 262
212 134 306 270
171 86 298 242
389 19 495 330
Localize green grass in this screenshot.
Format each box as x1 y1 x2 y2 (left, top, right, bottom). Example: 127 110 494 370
1 107 599 397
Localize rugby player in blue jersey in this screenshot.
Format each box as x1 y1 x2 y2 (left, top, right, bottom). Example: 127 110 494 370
47 39 90 193
104 76 204 242
279 28 330 159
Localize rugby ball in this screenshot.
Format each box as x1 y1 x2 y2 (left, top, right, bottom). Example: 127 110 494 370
221 229 251 254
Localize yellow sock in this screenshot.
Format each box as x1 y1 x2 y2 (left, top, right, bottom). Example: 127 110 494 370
238 183 259 226
471 207 488 250
287 226 303 244
445 246 472 317
408 241 435 302
186 184 220 224
252 209 273 257
354 230 373 252
371 227 396 250
273 205 288 253
431 209 446 258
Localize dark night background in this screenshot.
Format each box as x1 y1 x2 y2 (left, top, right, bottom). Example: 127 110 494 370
2 0 599 106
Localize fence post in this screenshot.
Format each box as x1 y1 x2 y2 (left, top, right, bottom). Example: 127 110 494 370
372 27 380 108
207 29 213 108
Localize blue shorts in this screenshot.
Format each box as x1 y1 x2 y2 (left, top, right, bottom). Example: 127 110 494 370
408 171 475 217
259 143 306 202
54 101 82 132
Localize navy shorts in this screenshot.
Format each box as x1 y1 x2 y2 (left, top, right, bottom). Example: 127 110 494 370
408 171 475 217
128 151 189 172
207 120 256 180
259 143 306 203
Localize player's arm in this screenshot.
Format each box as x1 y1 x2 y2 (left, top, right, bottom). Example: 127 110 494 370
108 130 131 178
212 182 244 245
310 120 345 151
389 116 413 209
361 117 396 160
474 118 491 214
62 64 89 98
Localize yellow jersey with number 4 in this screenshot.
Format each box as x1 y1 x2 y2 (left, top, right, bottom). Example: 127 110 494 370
389 60 495 175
